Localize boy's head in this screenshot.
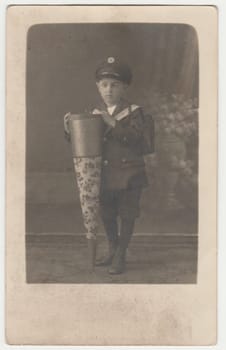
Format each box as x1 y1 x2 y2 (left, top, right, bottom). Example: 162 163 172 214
95 57 132 107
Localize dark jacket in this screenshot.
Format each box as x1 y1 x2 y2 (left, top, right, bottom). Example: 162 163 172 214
96 99 148 191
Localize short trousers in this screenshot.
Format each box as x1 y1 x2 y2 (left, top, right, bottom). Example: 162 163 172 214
73 156 102 239
100 186 142 222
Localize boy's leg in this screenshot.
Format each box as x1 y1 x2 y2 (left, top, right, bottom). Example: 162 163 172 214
108 218 136 274
109 187 142 274
119 217 136 250
96 190 119 266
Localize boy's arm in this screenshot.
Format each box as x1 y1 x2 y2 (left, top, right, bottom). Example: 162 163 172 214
110 108 144 146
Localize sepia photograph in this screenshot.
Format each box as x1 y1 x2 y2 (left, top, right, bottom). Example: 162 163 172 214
26 22 199 284
6 5 217 345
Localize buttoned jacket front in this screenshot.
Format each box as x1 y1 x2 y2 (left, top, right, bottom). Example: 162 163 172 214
93 99 148 190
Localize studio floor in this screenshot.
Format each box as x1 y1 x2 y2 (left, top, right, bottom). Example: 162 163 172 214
26 234 198 284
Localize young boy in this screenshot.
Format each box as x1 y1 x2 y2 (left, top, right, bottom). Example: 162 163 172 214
94 57 148 274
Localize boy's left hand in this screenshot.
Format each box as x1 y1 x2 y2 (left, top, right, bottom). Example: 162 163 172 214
64 112 71 134
101 111 116 128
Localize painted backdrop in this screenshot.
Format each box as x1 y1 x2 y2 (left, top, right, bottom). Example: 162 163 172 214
26 23 198 234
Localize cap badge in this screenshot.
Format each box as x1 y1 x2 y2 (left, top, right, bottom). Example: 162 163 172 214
107 57 115 64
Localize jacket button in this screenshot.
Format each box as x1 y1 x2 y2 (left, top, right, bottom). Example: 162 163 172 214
123 137 127 142
103 137 107 142
122 158 127 163
103 160 108 166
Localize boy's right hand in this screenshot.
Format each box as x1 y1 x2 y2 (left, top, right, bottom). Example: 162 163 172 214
101 111 116 128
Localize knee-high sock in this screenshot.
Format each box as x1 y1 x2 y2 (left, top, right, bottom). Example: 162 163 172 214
102 217 119 245
119 218 136 249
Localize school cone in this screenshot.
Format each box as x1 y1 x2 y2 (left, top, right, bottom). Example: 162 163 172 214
64 112 103 274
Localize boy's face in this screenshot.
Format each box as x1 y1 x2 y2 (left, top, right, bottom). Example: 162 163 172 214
96 78 128 107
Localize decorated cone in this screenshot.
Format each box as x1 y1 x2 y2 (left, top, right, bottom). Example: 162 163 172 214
64 112 104 270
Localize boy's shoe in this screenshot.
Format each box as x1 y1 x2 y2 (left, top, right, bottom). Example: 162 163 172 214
95 241 118 266
108 247 126 274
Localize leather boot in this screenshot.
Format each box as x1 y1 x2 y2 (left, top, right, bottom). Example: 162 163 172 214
87 238 97 272
108 246 126 274
108 217 135 274
95 240 118 266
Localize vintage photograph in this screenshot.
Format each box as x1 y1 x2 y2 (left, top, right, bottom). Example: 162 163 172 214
6 5 217 345
26 22 199 284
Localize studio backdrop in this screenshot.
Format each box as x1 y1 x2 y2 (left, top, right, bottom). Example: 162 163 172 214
26 23 199 234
